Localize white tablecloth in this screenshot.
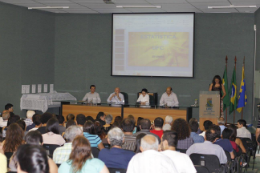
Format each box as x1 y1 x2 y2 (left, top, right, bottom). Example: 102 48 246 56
20 93 77 112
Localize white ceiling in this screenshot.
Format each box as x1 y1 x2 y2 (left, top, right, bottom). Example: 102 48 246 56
0 0 259 14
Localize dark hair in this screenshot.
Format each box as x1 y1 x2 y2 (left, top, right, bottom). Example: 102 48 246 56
4 123 24 152
56 114 65 124
171 118 190 140
237 119 247 127
40 112 53 124
137 117 144 131
5 103 13 110
85 116 95 122
76 114 86 126
210 125 221 138
16 120 26 131
94 121 106 139
141 88 148 93
25 131 43 145
46 118 60 134
203 120 213 130
32 114 42 126
154 117 164 128
66 120 76 129
162 131 178 147
190 121 199 132
83 121 96 134
212 75 222 86
114 116 123 124
96 112 105 120
227 124 237 141
90 85 96 89
7 115 20 126
134 133 146 153
205 129 218 142
16 144 49 173
222 128 233 140
140 119 151 130
122 118 135 132
67 114 75 121
111 121 122 129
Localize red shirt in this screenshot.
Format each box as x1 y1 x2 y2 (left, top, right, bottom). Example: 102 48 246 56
230 141 239 152
150 129 164 139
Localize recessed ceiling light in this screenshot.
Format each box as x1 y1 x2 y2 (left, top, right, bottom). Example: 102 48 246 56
116 5 161 8
208 5 256 9
28 6 69 10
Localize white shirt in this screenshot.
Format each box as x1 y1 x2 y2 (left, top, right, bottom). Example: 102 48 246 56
137 94 149 105
160 92 179 106
199 131 205 138
107 93 124 104
161 150 196 173
127 150 178 173
82 92 101 103
0 117 7 127
162 124 171 131
29 127 39 132
237 127 251 139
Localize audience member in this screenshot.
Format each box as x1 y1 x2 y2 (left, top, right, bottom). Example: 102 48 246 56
103 114 113 133
222 128 239 153
24 110 35 127
96 112 106 126
190 121 204 143
53 125 83 164
37 112 53 134
29 114 42 131
0 111 9 127
66 120 76 129
218 117 226 134
127 134 178 173
134 133 146 153
94 121 106 140
136 117 144 132
56 114 66 135
127 115 137 134
161 131 196 173
5 103 13 113
134 119 160 142
227 124 246 154
186 130 227 164
162 115 173 131
150 117 164 138
237 119 251 139
99 127 135 169
199 120 213 137
83 121 104 150
189 118 202 134
86 116 95 122
2 115 20 137
58 136 109 173
16 120 26 131
0 137 7 173
114 116 123 125
66 114 75 122
76 114 86 130
171 118 194 149
121 118 136 151
42 118 65 146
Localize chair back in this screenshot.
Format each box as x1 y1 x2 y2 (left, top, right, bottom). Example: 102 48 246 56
176 148 187 154
225 151 232 161
194 165 210 173
104 143 111 149
91 147 100 158
42 144 60 158
108 168 127 173
190 153 221 173
120 92 128 105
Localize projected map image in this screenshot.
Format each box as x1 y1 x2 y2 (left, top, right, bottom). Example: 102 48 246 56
128 32 189 67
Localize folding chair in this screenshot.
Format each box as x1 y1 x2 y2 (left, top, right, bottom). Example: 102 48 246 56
108 168 127 173
42 144 60 159
194 165 210 173
176 148 187 154
91 147 100 158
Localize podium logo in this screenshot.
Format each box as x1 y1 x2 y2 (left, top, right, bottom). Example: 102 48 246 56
206 98 213 111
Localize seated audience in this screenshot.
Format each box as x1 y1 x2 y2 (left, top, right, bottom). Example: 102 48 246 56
103 114 113 133
121 118 136 151
134 119 160 142
218 117 226 134
162 115 173 131
161 131 196 173
227 124 246 154
58 136 109 173
237 119 251 139
190 121 204 143
150 117 164 138
2 115 20 137
134 133 146 153
114 116 123 125
222 128 240 153
24 110 35 127
83 121 104 150
53 125 83 164
96 112 106 126
42 118 65 146
189 118 202 134
86 116 95 122
172 118 194 149
37 112 53 134
99 127 135 169
199 120 213 137
5 103 14 113
66 114 75 122
16 120 27 137
186 129 227 164
66 120 76 129
136 117 144 132
56 114 66 135
76 114 86 130
28 114 42 131
127 115 137 134
95 121 106 140
127 134 178 173
0 111 9 128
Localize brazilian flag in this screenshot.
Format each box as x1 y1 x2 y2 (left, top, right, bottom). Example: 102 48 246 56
222 68 230 111
229 67 237 114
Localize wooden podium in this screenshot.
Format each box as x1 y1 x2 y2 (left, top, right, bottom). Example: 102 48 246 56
199 91 220 130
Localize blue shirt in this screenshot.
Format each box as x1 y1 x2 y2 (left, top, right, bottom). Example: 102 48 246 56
219 125 226 134
83 132 102 148
98 147 135 169
214 139 233 152
58 158 104 173
26 123 35 131
190 132 204 143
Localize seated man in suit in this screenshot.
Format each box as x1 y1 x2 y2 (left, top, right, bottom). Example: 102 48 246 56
160 87 179 107
82 85 101 103
107 87 124 104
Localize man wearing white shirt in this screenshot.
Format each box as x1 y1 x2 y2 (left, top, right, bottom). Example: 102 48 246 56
107 87 124 104
0 112 9 128
160 87 179 107
82 85 101 103
127 134 178 173
161 131 196 173
237 119 251 139
137 88 149 105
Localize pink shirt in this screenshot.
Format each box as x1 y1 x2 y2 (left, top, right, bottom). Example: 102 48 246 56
42 132 65 146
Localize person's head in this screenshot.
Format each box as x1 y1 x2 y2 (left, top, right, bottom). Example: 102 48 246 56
137 117 144 126
227 124 237 141
218 117 225 125
66 120 76 129
122 118 135 132
127 115 135 124
76 114 86 126
114 116 122 124
141 88 148 96
56 114 65 125
114 87 120 94
26 110 35 120
64 125 83 142
205 129 218 142
96 112 105 121
189 118 198 125
190 121 199 132
2 111 10 120
210 125 221 139
5 103 13 112
25 131 43 145
140 134 159 152
140 119 151 130
222 128 233 140
4 123 24 152
69 136 92 173
166 87 172 95
134 133 146 153
108 127 124 147
165 116 173 125
171 118 190 140
105 114 113 125
85 116 94 122
90 85 96 93
203 120 213 131
7 115 20 126
40 112 53 125
161 131 178 151
237 119 247 128
16 120 26 131
66 114 75 121
46 117 59 134
16 144 49 173
212 75 222 85
83 120 96 134
154 117 164 129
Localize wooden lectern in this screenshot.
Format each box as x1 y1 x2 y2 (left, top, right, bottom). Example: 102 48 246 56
199 91 220 131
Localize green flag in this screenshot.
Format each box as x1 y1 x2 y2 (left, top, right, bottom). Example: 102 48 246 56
222 68 230 111
229 67 237 114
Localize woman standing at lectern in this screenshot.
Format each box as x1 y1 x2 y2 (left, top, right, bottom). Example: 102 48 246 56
209 75 226 117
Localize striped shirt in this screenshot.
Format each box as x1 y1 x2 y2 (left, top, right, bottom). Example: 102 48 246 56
122 134 136 151
53 143 72 164
83 132 102 148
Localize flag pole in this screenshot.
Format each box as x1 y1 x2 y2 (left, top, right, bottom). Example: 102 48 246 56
233 56 237 123
225 56 228 124
241 56 245 119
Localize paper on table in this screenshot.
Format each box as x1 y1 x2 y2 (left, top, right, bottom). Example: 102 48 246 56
50 84 54 93
44 84 48 93
38 84 42 93
32 84 36 93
